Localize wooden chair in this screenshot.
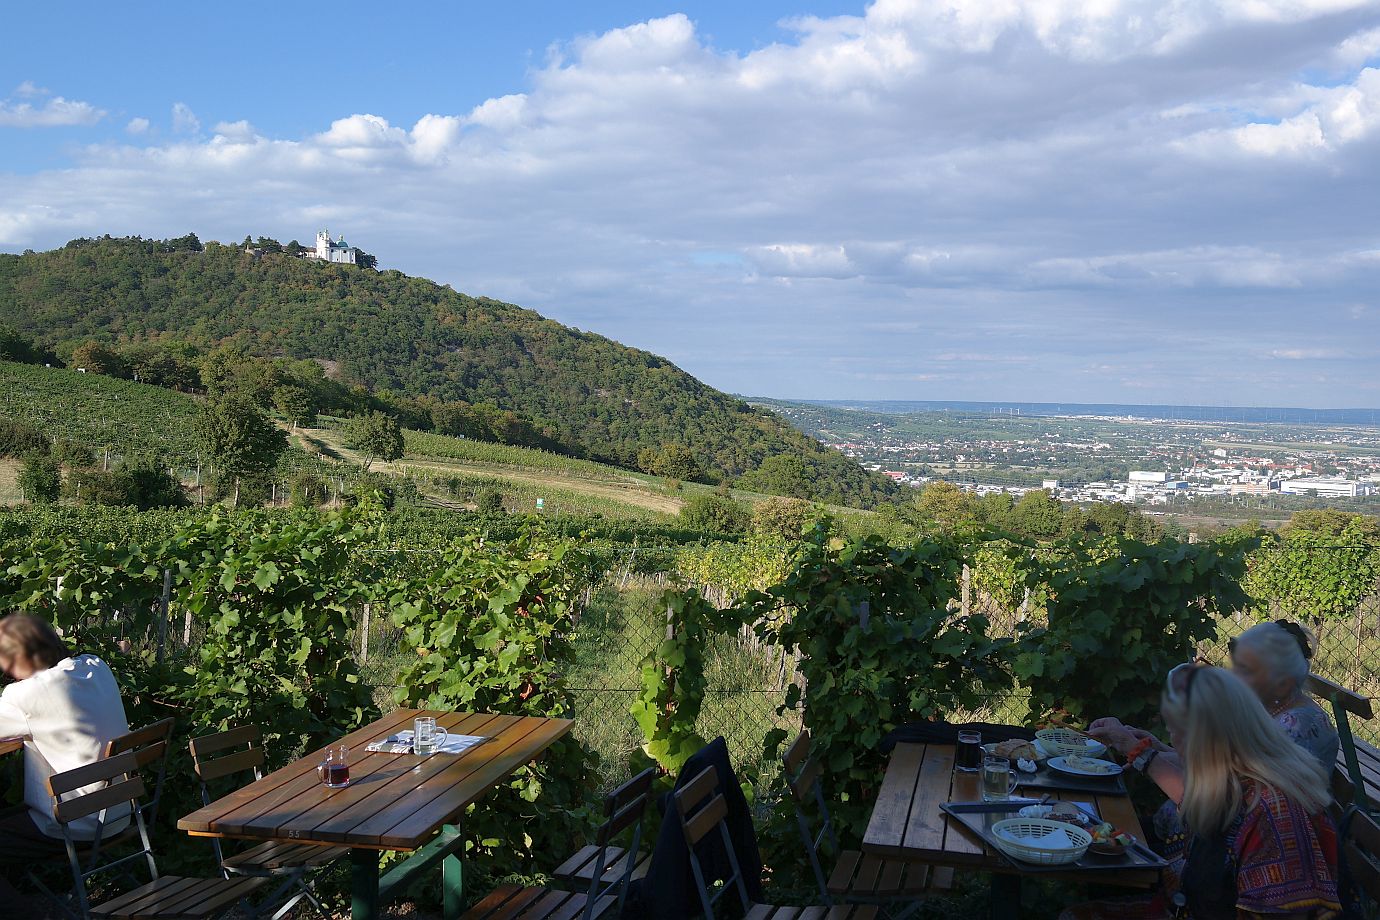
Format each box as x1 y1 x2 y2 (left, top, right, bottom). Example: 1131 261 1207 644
1305 674 1376 810
103 718 175 829
188 725 345 919
674 764 878 920
1339 805 1380 915
42 748 265 919
552 767 656 898
783 731 951 912
464 772 658 920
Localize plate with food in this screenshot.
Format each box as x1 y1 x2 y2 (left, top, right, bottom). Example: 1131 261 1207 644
1048 755 1123 778
983 739 1041 762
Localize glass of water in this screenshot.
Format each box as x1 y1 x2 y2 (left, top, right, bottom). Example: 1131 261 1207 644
981 756 1019 802
413 716 449 755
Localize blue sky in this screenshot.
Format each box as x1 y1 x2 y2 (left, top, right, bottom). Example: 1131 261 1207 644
3 1 1380 407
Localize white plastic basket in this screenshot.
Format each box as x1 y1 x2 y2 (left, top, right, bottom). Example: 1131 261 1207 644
989 818 1092 866
1036 727 1104 758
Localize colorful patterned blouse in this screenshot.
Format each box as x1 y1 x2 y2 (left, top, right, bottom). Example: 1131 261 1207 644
1224 781 1341 917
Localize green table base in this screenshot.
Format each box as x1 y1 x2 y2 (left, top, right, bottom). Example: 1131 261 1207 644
352 824 465 920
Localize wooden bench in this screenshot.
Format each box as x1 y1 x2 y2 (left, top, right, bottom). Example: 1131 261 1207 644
1306 674 1377 810
783 731 953 908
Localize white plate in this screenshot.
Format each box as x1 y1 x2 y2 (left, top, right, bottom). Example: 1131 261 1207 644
1048 755 1123 778
1034 737 1107 759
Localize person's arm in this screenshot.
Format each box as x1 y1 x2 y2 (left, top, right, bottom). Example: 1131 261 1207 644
0 690 31 739
1142 749 1185 803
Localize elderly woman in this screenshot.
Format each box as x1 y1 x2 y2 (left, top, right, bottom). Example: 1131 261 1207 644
1090 621 1338 858
1064 666 1340 920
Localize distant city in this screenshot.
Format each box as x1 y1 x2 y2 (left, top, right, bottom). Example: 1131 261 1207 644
804 400 1380 427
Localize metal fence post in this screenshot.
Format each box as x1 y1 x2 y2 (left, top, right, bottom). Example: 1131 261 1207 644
360 604 371 664
156 568 171 664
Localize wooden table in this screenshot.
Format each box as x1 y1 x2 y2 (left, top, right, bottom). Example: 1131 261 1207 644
863 742 1159 915
0 738 22 757
179 709 572 920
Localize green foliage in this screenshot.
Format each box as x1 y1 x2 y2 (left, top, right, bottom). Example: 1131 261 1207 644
68 341 127 378
272 385 316 428
343 411 404 470
289 472 326 508
638 443 704 482
51 437 95 468
750 496 815 541
386 528 597 877
675 537 790 603
0 238 893 505
750 523 1016 840
1244 510 1380 622
197 393 287 494
0 325 43 364
630 589 748 773
18 453 61 503
0 416 49 458
1014 536 1254 730
475 488 505 515
679 492 749 534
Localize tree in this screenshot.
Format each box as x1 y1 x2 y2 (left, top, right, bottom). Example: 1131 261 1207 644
197 394 287 507
18 453 61 503
738 453 813 501
1011 489 1065 540
272 385 316 429
343 411 404 470
638 443 704 482
51 438 95 468
68 341 126 378
679 493 749 534
913 481 977 532
475 488 505 514
0 325 40 364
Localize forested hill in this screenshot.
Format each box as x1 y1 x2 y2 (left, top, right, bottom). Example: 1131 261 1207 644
0 236 896 507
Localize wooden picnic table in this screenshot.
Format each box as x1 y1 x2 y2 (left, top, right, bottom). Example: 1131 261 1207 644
863 742 1160 915
178 708 572 920
0 737 22 757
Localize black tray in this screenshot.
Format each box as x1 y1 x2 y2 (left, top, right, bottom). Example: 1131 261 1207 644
940 800 1167 873
1011 760 1128 796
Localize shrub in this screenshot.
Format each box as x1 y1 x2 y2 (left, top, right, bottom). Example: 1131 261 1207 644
51 438 95 468
290 472 326 508
18 453 61 503
0 419 48 458
475 488 505 514
679 493 748 533
750 496 814 540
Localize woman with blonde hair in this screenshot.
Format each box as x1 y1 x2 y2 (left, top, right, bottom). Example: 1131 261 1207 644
1064 667 1340 919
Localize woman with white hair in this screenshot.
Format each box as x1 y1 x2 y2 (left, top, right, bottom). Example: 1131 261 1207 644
1064 666 1340 920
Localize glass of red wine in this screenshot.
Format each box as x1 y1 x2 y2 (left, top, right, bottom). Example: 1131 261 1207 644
955 730 982 772
317 744 351 788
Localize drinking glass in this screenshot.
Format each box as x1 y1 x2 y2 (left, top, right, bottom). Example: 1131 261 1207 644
981 756 1019 802
317 744 350 788
955 730 982 772
413 716 449 756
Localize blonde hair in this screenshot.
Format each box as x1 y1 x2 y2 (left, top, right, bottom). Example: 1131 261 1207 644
0 614 68 670
1163 667 1330 834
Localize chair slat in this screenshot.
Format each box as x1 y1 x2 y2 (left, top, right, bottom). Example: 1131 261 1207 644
605 767 656 814
189 724 263 759
1308 674 1373 720
783 731 812 774
193 745 266 783
681 793 728 847
47 748 141 797
789 758 824 802
53 775 144 824
104 718 175 758
673 765 718 816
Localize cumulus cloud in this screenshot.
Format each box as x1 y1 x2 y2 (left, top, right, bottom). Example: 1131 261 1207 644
126 117 150 135
1 3 1379 405
0 82 104 127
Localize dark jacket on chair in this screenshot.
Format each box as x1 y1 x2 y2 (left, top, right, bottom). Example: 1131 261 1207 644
626 737 763 918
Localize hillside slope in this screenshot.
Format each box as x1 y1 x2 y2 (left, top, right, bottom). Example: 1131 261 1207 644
0 237 895 508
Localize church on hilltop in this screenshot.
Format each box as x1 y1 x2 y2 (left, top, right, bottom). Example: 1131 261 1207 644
305 230 358 265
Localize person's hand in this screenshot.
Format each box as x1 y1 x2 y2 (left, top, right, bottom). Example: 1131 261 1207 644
1087 720 1141 755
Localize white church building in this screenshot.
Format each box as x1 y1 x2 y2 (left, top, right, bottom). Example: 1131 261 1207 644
306 230 358 264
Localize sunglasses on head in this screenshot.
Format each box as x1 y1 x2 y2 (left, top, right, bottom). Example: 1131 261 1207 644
1166 661 1204 704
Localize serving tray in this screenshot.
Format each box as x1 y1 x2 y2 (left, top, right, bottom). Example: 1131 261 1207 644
940 800 1167 873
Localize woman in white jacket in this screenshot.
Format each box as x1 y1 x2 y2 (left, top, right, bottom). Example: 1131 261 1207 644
0 614 130 903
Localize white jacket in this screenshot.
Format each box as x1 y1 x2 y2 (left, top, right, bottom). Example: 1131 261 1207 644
0 654 132 840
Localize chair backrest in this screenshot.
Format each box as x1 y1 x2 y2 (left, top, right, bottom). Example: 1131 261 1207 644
1341 806 1380 911
1307 674 1374 810
103 718 174 828
189 724 267 793
47 748 159 919
581 767 656 919
781 730 839 901
673 765 751 917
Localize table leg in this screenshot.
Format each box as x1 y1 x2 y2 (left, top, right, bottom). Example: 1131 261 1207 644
443 823 464 920
351 847 380 920
989 873 1021 920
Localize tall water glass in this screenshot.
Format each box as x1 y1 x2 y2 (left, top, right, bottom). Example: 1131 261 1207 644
982 756 1019 802
413 716 449 755
955 730 982 772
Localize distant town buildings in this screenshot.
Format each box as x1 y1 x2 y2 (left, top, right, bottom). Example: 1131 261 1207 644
305 230 358 265
1279 477 1376 498
1128 471 1169 483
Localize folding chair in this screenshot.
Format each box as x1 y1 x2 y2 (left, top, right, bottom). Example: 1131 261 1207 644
39 748 265 919
674 764 877 919
551 767 656 902
1339 804 1380 916
783 731 950 915
189 725 344 920
465 769 657 920
103 718 175 829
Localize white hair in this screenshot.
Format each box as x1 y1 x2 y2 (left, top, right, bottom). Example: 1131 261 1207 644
1233 621 1312 693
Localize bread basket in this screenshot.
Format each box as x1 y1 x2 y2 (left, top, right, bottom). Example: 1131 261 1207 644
1036 727 1104 758
990 818 1092 866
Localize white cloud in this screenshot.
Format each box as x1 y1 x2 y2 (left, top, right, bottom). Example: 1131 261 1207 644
2 4 1380 405
171 102 200 135
126 117 150 135
0 82 104 127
